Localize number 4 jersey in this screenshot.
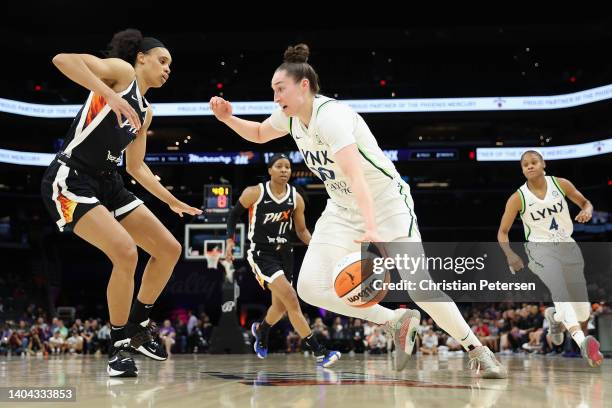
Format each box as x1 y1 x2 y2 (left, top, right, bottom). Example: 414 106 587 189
248 182 297 246
517 176 573 242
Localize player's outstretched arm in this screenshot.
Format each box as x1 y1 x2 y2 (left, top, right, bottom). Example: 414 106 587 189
209 96 286 144
126 108 202 217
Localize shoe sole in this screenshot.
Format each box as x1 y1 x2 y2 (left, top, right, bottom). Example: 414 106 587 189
107 366 138 377
584 337 604 367
481 370 508 379
471 349 509 379
394 310 421 371
251 323 266 359
545 308 564 346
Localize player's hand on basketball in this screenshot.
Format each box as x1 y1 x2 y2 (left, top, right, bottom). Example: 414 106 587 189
507 252 525 274
574 209 592 223
354 229 383 244
209 96 233 122
169 200 203 217
225 239 235 262
107 92 141 131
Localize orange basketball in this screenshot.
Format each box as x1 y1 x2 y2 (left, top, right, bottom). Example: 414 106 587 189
333 252 390 308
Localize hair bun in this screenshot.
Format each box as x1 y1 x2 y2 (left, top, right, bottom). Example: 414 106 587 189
283 43 310 63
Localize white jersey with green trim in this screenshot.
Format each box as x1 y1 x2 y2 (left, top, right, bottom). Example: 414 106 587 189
517 176 573 242
268 95 408 214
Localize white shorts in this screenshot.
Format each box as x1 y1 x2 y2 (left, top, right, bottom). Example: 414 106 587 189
310 178 421 250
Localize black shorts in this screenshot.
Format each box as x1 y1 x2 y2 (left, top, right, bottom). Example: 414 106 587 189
40 157 142 232
246 244 294 289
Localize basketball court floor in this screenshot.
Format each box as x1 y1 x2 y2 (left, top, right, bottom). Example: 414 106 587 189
0 353 607 407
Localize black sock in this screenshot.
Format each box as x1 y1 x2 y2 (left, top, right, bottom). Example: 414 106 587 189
110 325 127 347
128 299 153 325
304 333 327 356
258 319 272 347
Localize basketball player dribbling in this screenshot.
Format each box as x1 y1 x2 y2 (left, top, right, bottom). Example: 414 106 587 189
211 43 506 378
497 150 603 367
226 153 340 367
40 29 202 377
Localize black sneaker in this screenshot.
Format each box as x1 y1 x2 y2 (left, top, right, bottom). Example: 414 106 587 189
107 345 138 377
127 320 167 361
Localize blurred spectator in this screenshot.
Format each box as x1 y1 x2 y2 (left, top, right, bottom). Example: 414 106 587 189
189 314 212 353
201 314 213 341
311 317 330 344
53 320 68 340
72 318 84 335
330 316 346 351
420 329 439 355
349 319 366 354
0 323 11 355
66 329 83 354
175 319 188 353
159 319 176 357
27 324 45 355
9 320 29 355
49 331 64 354
473 318 497 352
366 326 386 354
81 320 98 354
523 308 545 353
187 310 198 335
286 329 301 353
363 321 374 339
97 322 111 354
287 313 308 353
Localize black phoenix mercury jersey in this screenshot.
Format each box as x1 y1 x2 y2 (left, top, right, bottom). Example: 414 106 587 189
58 80 148 171
248 182 297 246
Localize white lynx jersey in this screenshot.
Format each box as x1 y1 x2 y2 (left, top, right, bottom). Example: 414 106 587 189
269 95 408 213
517 176 574 242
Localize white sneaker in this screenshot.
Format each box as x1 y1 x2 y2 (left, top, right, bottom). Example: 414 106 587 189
468 346 508 379
545 307 564 346
384 308 421 371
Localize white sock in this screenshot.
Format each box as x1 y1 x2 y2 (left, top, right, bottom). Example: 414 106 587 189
459 330 482 351
571 329 586 348
416 302 482 351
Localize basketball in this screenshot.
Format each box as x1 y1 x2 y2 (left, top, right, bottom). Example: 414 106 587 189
333 252 390 308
